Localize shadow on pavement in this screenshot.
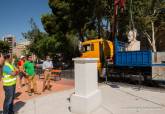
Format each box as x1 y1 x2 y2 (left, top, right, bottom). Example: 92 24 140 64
108 84 120 88
15 92 22 99
14 101 25 112
106 82 120 88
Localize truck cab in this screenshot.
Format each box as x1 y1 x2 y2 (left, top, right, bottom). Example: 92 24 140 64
80 38 114 77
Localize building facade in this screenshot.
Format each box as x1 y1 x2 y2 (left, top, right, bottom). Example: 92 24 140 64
14 40 30 57
3 35 16 54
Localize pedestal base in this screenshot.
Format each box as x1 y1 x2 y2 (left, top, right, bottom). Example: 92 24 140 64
71 89 102 114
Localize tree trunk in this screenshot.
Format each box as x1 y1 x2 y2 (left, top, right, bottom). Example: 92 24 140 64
79 29 84 42
143 21 157 52
130 0 135 29
151 21 156 52
97 18 101 39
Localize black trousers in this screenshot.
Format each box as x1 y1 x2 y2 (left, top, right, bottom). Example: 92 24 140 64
3 85 16 114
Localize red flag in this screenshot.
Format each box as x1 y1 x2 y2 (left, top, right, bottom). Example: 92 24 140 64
120 0 125 13
114 0 125 15
114 0 119 15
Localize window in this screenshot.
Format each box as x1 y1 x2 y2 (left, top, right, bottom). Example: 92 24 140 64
82 44 94 52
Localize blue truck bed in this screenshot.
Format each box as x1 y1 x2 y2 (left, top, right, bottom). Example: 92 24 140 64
115 51 152 67
114 38 152 67
113 38 165 80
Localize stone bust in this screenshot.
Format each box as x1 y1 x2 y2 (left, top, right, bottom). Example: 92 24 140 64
126 29 140 51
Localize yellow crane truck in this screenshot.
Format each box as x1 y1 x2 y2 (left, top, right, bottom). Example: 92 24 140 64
80 38 114 77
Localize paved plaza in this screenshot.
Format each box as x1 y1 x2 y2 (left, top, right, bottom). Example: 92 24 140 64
1 82 164 114
0 78 74 110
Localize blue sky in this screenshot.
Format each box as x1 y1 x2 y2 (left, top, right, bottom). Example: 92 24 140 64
0 0 51 42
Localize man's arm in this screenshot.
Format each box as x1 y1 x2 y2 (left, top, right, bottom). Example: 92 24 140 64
0 53 4 67
18 62 24 72
0 53 4 81
50 61 53 69
3 66 18 76
0 68 2 81
23 62 28 75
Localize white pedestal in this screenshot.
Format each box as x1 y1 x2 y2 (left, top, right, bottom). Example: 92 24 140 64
71 58 102 114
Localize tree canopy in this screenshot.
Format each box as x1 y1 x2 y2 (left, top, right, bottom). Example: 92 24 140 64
23 0 165 60
128 0 165 51
0 40 10 54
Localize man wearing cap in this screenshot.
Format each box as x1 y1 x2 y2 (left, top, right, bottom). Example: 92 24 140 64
2 54 18 114
18 55 26 88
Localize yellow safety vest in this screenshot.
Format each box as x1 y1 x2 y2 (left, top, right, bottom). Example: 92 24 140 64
2 62 16 86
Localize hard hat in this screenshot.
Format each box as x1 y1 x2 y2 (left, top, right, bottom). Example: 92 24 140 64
20 55 25 59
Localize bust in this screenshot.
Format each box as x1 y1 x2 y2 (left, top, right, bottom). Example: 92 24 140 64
126 29 140 51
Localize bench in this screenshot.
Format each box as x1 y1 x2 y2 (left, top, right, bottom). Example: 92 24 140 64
51 69 61 81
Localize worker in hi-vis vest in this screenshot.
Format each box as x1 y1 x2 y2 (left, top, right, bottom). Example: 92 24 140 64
2 54 18 114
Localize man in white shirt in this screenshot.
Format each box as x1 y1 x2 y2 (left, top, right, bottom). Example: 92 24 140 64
42 55 53 92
